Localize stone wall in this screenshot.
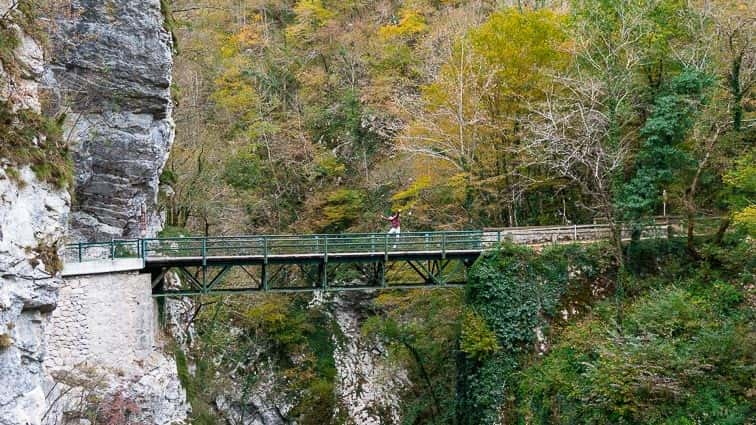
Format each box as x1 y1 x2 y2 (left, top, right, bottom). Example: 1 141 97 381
43 272 189 424
45 273 156 370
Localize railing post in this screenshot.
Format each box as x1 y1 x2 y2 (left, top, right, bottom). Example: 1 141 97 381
384 233 388 261
110 239 115 260
324 236 328 263
141 239 147 259
202 238 207 267
497 230 501 244
573 224 577 241
263 236 268 264
442 232 446 259
78 242 82 263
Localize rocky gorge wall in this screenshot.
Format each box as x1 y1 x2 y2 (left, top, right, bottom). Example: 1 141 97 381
2 0 186 423
0 0 70 422
36 0 188 423
43 0 175 241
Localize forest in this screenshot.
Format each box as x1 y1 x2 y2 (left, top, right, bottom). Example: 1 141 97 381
160 0 754 424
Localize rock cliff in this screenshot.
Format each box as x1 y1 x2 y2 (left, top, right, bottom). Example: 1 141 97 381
43 0 175 241
33 1 188 423
0 2 71 423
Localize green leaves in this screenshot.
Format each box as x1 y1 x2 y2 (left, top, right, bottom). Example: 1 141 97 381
459 310 500 361
519 279 754 424
319 188 366 231
618 69 714 219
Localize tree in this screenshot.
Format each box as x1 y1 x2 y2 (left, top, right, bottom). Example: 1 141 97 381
399 8 568 227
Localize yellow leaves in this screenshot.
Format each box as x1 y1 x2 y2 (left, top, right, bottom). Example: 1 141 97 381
235 25 263 49
469 8 568 101
212 63 259 122
314 151 346 178
286 0 335 40
391 175 432 210
319 189 365 230
378 8 428 39
448 172 470 203
733 205 756 237
460 309 500 361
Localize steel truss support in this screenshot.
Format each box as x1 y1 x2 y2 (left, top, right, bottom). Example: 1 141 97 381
151 255 477 296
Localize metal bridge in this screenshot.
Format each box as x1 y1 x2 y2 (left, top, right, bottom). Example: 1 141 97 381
62 223 676 297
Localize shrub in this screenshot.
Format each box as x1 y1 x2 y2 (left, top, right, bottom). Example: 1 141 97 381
0 333 12 349
0 100 72 189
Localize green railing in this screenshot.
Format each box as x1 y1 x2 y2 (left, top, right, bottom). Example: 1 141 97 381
63 231 485 264
62 218 718 265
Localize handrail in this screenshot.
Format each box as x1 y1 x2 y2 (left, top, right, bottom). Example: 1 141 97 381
61 219 716 264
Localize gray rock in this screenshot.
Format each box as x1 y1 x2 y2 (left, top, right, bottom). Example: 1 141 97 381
0 166 69 425
43 0 175 241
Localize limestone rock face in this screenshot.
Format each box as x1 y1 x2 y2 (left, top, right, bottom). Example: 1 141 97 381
329 292 407 424
0 2 71 422
43 0 175 241
0 168 70 425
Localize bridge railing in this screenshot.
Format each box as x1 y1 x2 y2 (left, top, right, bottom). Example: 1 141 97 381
62 239 142 263
61 218 720 264
62 231 485 263
139 231 485 259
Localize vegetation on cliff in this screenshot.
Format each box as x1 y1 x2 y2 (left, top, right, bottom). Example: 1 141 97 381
160 0 754 423
0 1 72 189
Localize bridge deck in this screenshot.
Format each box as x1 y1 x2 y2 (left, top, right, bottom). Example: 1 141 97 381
59 223 692 295
144 249 483 267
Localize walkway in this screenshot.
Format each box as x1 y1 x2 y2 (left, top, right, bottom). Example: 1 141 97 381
61 223 675 296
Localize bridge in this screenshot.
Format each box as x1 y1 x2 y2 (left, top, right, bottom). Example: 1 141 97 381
61 223 678 297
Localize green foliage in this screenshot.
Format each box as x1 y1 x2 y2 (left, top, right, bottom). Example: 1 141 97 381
458 243 615 424
619 70 714 218
469 8 568 100
223 149 265 190
459 310 499 361
319 189 365 231
363 290 463 424
0 19 20 72
0 100 72 189
307 89 384 166
723 146 756 236
159 0 179 52
518 278 754 424
174 347 218 425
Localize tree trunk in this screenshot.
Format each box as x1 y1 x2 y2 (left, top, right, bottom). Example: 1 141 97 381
714 217 731 245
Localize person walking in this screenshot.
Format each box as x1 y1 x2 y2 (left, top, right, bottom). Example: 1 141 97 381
381 210 401 248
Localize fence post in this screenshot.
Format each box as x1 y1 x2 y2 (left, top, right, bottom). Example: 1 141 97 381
202 238 207 267
573 224 577 241
263 236 268 264
324 236 328 263
78 242 82 263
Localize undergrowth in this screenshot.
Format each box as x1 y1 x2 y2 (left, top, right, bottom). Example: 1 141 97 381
0 100 72 188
